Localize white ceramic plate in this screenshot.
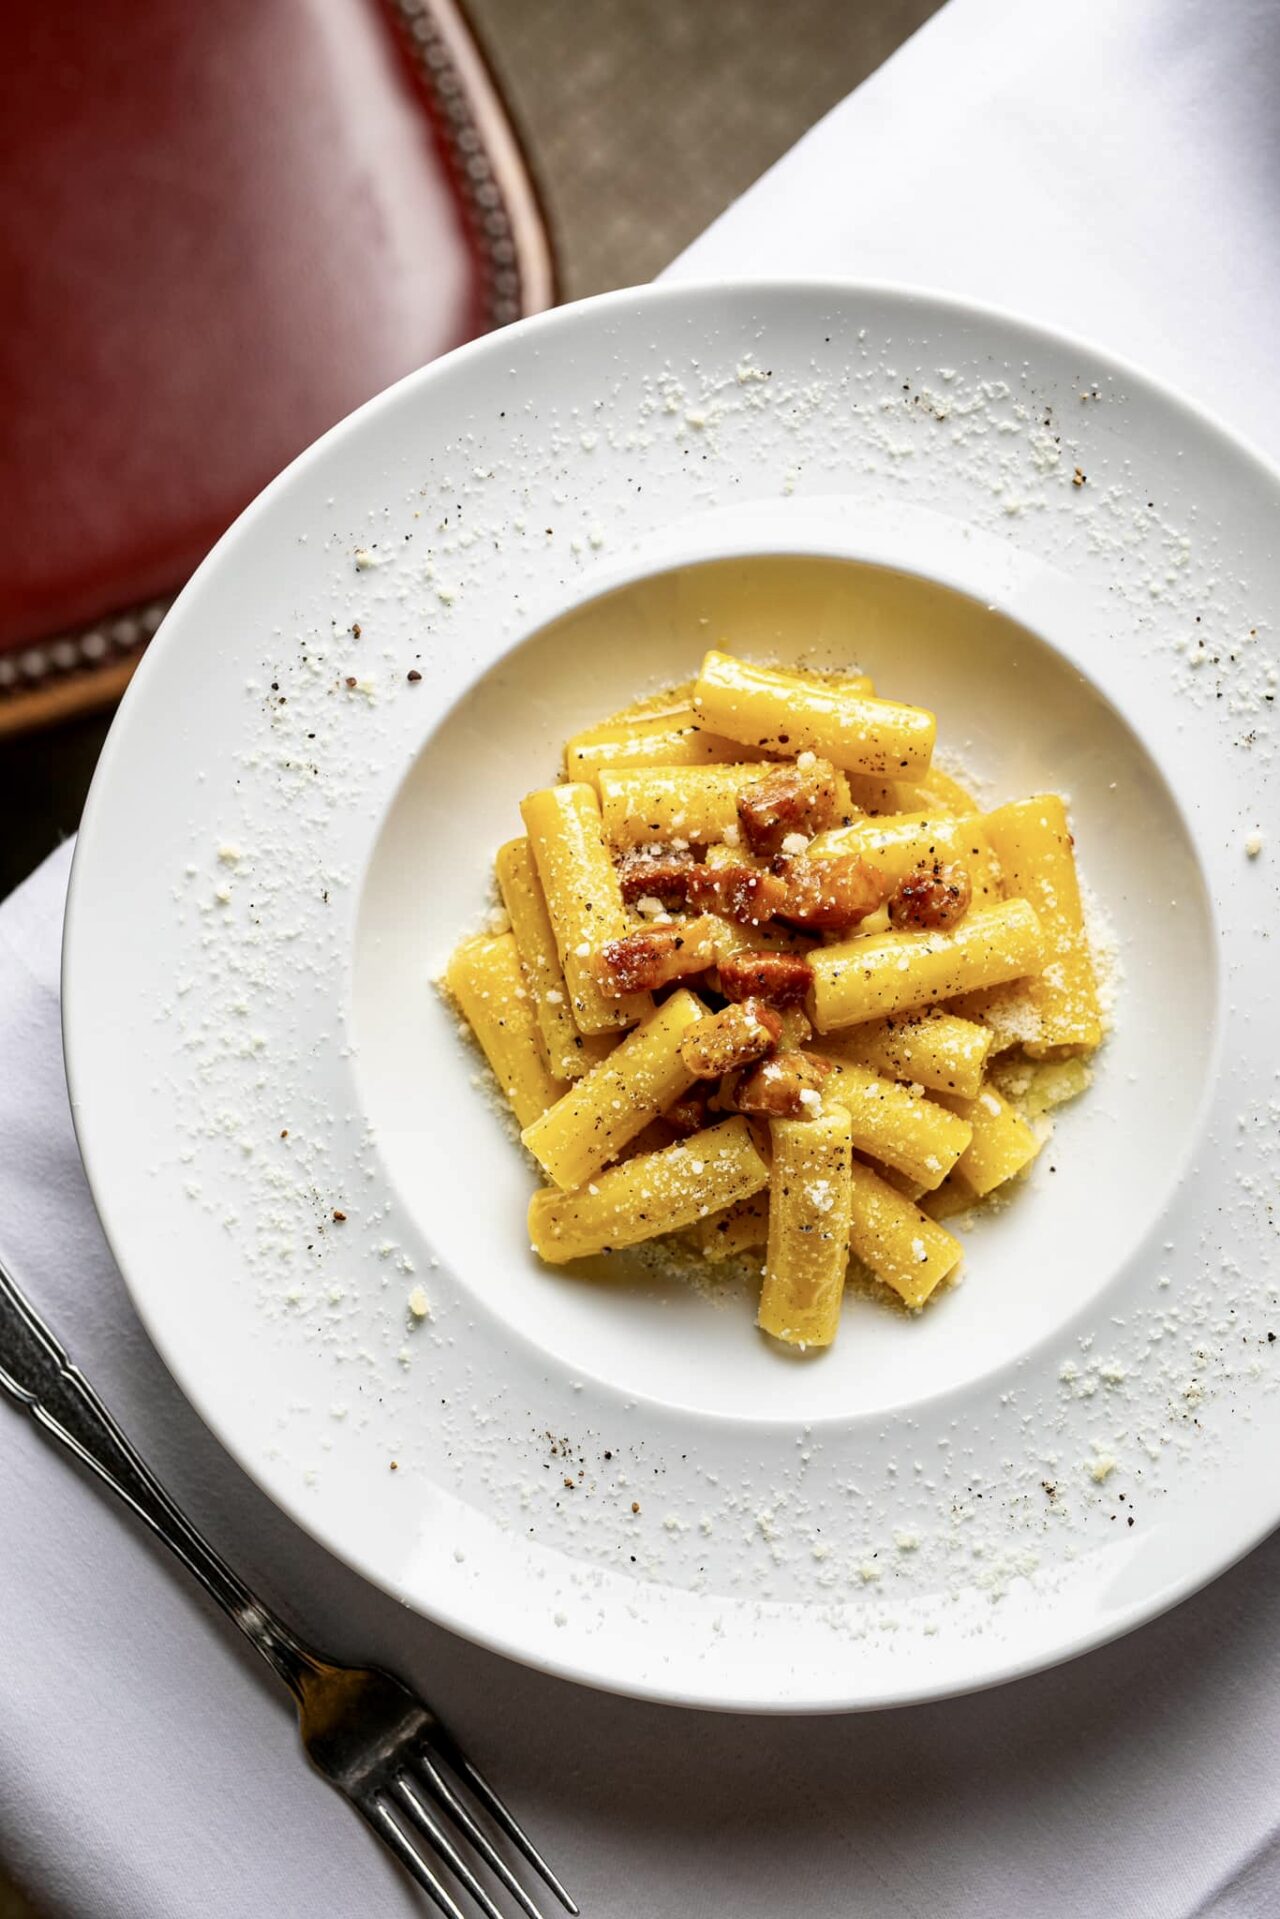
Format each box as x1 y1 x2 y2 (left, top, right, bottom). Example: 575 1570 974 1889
64 283 1280 1712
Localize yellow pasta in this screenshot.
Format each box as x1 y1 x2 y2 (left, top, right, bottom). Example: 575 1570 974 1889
820 1010 993 1099
522 990 706 1190
565 708 772 780
446 653 1105 1346
445 935 568 1127
809 899 1046 1033
529 1117 770 1263
876 1166 930 1204
598 762 853 849
919 1172 979 1222
691 1192 770 1261
842 774 916 816
758 1110 854 1347
917 765 982 814
841 766 978 819
982 795 1102 1056
946 980 1043 1054
708 913 818 961
808 810 1001 903
777 1006 815 1049
520 783 652 1034
935 1084 1040 1196
692 650 936 780
1012 1055 1093 1120
495 839 615 1080
819 1060 972 1189
846 1158 963 1308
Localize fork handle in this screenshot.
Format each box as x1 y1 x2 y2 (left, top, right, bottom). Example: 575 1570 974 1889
0 1253 323 1696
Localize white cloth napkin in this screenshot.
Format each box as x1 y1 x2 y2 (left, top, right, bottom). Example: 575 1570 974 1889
6 2 1280 1913
670 0 1280 460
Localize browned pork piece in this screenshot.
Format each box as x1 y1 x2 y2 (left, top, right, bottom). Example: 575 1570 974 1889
887 861 972 931
772 854 888 932
594 914 719 995
735 758 845 856
680 998 782 1078
716 949 814 1009
733 1050 833 1119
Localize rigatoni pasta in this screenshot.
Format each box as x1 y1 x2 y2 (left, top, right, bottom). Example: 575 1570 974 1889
495 838 615 1080
818 1061 972 1190
820 1010 993 1100
982 795 1102 1055
934 1084 1041 1196
693 651 936 779
444 647 1107 1354
521 783 652 1034
692 1192 770 1261
598 762 852 849
445 935 568 1127
809 899 1046 1032
807 811 999 902
846 1159 964 1309
522 990 707 1190
758 1110 854 1347
529 1118 769 1263
565 707 771 780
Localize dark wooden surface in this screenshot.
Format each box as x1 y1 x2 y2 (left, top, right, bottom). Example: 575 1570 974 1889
0 709 111 901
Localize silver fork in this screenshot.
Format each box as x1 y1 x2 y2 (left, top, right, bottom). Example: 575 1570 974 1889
0 1255 578 1919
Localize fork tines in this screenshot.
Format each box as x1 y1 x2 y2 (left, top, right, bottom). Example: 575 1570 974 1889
370 1733 578 1919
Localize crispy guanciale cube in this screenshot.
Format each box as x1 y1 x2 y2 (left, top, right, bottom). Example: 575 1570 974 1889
717 948 814 1009
617 846 695 907
663 1085 713 1137
594 913 718 995
733 1049 833 1119
736 758 844 856
680 997 782 1078
887 861 972 931
686 862 789 927
774 854 888 931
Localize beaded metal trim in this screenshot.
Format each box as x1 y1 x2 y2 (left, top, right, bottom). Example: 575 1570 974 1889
2 0 547 712
391 0 530 331
0 600 171 705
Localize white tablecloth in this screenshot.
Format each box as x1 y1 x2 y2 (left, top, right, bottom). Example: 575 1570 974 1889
6 2 1280 1913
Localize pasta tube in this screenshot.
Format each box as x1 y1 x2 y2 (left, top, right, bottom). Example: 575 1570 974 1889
692 650 936 780
708 913 817 961
445 935 568 1127
808 810 1000 902
691 1192 770 1261
758 1109 854 1347
917 765 981 815
495 839 615 1080
521 783 652 1033
846 1159 963 1308
982 795 1102 1055
935 1084 1040 1195
522 990 707 1190
842 774 917 816
819 1010 993 1099
809 899 1045 1032
946 981 1042 1054
529 1117 770 1263
565 708 771 779
819 1061 972 1189
598 763 815 849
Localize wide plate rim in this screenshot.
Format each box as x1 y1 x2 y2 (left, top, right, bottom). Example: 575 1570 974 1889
62 276 1280 1712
